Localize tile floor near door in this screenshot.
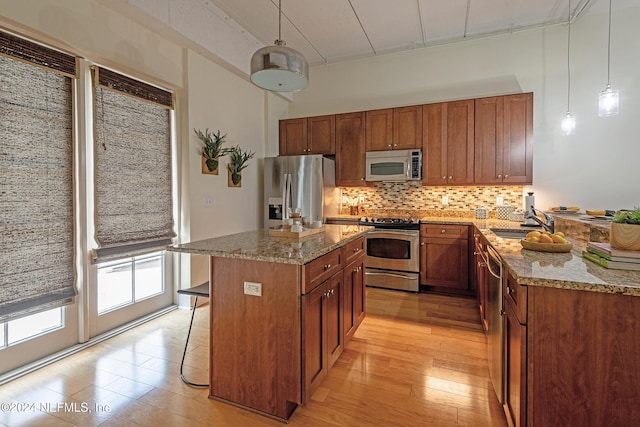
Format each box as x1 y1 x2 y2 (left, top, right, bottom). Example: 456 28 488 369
0 288 507 427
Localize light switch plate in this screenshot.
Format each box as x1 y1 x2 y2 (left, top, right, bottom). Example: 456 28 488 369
441 195 449 205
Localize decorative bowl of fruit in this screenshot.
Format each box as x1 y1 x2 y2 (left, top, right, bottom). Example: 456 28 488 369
521 230 573 253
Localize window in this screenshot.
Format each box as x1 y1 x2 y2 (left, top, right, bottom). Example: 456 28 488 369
0 308 64 348
97 253 165 314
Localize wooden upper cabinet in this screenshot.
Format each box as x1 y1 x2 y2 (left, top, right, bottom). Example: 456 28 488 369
365 108 393 151
279 118 307 156
474 96 505 184
393 105 422 150
422 103 448 186
336 112 366 186
307 115 335 155
503 93 533 184
365 105 422 151
279 115 335 156
474 93 533 185
423 100 474 185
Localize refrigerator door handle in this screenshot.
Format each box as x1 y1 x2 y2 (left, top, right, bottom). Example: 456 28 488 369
283 173 291 219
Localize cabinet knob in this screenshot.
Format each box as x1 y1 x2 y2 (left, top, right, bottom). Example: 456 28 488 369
393 143 397 147
353 248 360 253
324 264 332 270
500 309 506 316
420 242 425 246
441 229 446 234
442 176 447 180
506 286 512 294
497 174 502 178
360 178 365 180
504 174 509 178
448 176 452 179
478 262 485 267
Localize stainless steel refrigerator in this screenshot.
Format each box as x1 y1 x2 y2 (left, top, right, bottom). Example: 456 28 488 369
264 155 340 228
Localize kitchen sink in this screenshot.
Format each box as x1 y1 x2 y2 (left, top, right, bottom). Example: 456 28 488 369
489 227 536 239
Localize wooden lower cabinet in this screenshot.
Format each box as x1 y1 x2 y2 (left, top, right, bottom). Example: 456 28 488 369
420 224 469 289
499 278 640 427
473 231 489 333
504 295 526 427
343 255 365 342
302 272 344 402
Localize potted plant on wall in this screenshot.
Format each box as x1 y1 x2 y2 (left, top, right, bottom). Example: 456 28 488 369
227 145 255 187
194 128 229 174
610 207 640 250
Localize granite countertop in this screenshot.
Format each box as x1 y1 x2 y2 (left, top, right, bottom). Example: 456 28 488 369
419 216 640 297
168 224 372 265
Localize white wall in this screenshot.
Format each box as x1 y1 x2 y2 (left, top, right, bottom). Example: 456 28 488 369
288 5 640 213
184 49 277 284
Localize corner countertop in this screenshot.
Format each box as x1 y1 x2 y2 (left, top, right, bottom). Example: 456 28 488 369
419 216 640 297
168 224 372 265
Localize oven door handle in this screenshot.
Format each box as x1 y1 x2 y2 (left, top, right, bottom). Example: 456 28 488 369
365 271 417 280
367 230 419 236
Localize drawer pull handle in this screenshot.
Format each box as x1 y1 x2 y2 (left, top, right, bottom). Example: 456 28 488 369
324 264 332 270
506 286 512 294
353 248 360 253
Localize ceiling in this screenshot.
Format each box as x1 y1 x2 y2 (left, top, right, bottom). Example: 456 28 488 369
204 0 625 67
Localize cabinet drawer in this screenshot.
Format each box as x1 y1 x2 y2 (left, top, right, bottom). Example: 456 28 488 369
421 224 469 239
343 236 365 264
505 273 527 324
303 249 343 294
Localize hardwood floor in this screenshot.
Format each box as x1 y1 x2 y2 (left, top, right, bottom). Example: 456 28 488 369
0 288 507 426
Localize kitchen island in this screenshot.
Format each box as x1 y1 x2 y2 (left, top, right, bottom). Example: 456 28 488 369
169 224 371 421
417 214 640 426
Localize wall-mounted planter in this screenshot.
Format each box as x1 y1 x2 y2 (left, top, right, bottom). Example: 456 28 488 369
228 169 241 187
202 155 219 175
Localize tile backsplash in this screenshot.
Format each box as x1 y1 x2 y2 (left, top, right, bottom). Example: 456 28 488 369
340 182 524 217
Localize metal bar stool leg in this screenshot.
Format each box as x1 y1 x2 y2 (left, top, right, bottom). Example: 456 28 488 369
180 295 209 388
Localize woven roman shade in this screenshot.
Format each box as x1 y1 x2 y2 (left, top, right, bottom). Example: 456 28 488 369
91 67 175 262
0 48 76 322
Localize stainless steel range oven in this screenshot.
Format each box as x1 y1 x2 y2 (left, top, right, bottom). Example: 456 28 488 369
359 218 420 292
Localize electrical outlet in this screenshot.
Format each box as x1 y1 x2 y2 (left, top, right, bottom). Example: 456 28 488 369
496 196 504 206
243 281 262 297
359 195 365 204
204 196 213 208
441 195 449 205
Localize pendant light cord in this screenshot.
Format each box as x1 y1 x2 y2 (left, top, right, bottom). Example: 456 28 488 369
567 0 572 112
278 0 282 41
606 0 612 85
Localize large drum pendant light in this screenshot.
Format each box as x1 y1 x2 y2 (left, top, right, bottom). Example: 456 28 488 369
250 0 309 92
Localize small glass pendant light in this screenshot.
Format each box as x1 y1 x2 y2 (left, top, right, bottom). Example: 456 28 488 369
561 112 576 135
598 0 619 117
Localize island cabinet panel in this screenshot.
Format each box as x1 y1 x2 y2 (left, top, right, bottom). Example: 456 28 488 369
527 286 640 427
302 271 344 403
209 258 301 420
335 112 366 186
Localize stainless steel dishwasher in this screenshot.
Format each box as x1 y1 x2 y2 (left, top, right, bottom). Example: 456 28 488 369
486 245 504 404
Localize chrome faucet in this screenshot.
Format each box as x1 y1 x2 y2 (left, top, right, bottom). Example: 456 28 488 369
525 206 555 233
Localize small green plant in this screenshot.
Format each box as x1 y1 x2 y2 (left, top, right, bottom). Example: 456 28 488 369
227 145 255 185
613 207 640 225
194 128 229 172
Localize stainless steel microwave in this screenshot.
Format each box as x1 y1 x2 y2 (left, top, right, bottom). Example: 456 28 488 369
365 149 422 181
